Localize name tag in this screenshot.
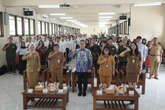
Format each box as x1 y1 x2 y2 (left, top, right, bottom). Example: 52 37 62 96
57 59 61 64
132 59 135 64
105 64 109 68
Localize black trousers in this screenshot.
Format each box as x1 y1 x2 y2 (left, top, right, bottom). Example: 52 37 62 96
18 55 26 75
6 58 16 72
77 72 89 93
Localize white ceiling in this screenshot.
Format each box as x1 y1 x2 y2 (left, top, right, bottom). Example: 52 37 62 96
2 0 165 26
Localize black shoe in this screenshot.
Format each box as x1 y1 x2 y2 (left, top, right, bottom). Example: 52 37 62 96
83 92 86 97
78 92 82 96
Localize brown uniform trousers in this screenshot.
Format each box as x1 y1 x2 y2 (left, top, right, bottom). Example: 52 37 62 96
150 44 163 77
49 52 65 89
98 55 115 88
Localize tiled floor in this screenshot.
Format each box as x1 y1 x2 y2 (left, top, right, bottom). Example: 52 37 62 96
0 64 165 110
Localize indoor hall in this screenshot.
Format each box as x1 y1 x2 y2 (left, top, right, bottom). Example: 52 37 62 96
0 0 165 110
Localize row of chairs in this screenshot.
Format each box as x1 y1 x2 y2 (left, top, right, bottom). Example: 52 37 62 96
23 65 146 94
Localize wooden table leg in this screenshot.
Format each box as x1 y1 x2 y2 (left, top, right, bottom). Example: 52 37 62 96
63 97 66 110
23 95 27 109
93 97 96 110
135 99 139 110
142 74 146 94
72 72 75 92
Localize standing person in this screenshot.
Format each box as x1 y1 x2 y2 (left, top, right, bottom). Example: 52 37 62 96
48 44 65 89
36 40 47 65
89 37 101 77
136 36 148 70
2 37 17 73
16 41 28 75
97 47 115 88
149 38 163 79
120 42 142 88
25 37 33 48
69 40 93 96
142 38 148 72
22 44 41 88
117 38 128 82
146 41 152 73
106 38 117 56
100 40 107 54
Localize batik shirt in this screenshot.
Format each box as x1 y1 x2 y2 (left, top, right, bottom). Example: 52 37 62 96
69 48 93 72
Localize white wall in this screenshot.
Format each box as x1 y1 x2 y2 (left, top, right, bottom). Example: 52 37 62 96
0 5 79 67
130 5 165 47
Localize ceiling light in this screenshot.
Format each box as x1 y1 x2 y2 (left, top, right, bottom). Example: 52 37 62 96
50 13 66 16
60 17 73 19
134 2 162 7
38 5 60 8
99 16 112 19
66 19 88 27
98 12 115 15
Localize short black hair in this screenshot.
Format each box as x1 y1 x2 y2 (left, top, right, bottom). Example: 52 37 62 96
80 40 85 42
54 44 59 47
136 36 142 40
108 37 113 41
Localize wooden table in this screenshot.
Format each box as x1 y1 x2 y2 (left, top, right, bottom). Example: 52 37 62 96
93 88 140 110
23 90 69 110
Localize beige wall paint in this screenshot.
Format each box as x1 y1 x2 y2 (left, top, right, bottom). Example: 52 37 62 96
130 6 165 48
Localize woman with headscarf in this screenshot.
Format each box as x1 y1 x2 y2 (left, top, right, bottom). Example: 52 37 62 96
22 44 41 88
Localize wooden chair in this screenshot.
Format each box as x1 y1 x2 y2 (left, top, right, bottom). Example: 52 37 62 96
137 73 146 94
43 67 71 86
71 68 94 93
23 70 46 90
97 70 146 95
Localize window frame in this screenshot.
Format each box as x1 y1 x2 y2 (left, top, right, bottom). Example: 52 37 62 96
29 19 35 36
9 15 16 36
0 12 4 37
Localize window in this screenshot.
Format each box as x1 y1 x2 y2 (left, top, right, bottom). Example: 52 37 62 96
0 12 4 37
30 19 35 35
24 18 29 35
9 16 16 35
45 22 48 34
38 21 41 35
49 23 52 35
16 17 23 35
42 22 45 35
52 24 55 35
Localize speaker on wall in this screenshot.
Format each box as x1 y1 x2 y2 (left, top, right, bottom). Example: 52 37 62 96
4 12 9 25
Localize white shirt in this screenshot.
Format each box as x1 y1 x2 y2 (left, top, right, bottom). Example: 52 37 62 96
16 48 28 55
59 41 66 53
44 40 49 47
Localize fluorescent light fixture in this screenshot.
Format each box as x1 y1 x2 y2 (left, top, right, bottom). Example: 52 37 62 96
99 12 115 15
60 17 73 19
38 5 60 8
66 20 75 22
134 2 162 7
99 16 112 19
50 13 66 16
66 19 88 27
99 19 111 21
42 14 48 18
